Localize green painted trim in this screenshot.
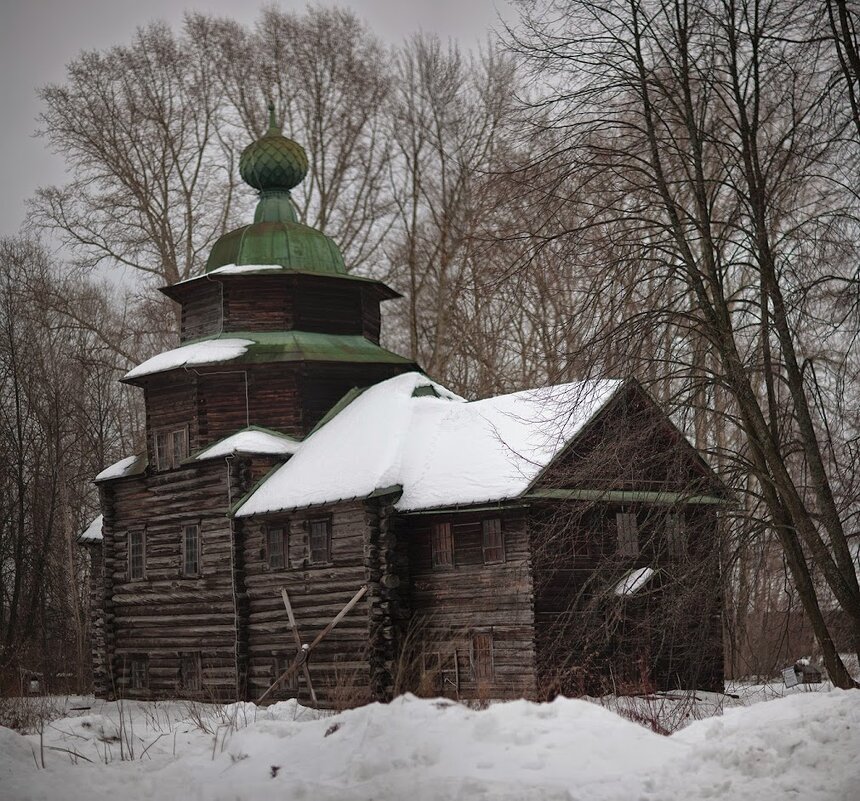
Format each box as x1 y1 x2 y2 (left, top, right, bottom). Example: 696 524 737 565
230 483 404 519
401 500 532 515
161 268 402 302
124 331 416 384
524 489 731 505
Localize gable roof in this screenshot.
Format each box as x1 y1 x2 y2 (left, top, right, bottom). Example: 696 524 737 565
193 426 300 461
79 514 103 543
233 372 623 517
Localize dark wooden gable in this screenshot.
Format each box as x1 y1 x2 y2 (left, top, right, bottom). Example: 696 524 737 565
531 380 725 496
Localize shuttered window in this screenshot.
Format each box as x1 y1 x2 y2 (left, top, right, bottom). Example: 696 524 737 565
309 519 331 564
180 652 201 691
616 512 639 557
482 518 505 563
267 526 288 569
155 427 188 471
182 524 200 576
131 656 148 690
272 655 298 691
431 522 454 568
471 631 494 682
129 530 145 580
667 513 686 559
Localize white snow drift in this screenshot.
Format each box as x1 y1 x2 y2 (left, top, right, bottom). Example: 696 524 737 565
1 689 858 801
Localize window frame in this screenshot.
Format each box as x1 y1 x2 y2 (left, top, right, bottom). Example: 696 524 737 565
154 425 189 471
181 522 201 577
266 524 289 570
308 518 332 565
470 630 495 683
616 511 639 557
130 656 148 691
179 651 202 692
666 512 687 559
128 529 146 581
481 518 505 564
430 521 455 568
271 654 298 692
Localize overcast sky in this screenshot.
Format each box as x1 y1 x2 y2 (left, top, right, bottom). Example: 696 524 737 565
0 0 512 238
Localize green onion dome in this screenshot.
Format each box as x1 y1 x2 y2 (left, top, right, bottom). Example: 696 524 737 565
205 104 346 275
239 104 309 192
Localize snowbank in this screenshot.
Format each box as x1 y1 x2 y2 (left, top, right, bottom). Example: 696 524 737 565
1 690 857 801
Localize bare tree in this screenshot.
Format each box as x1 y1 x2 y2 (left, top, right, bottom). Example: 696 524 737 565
507 0 860 687
0 236 144 691
32 21 237 287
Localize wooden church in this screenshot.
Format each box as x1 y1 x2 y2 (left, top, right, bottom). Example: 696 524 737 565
81 107 727 706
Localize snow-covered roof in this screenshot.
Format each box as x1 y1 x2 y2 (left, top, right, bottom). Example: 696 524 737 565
78 514 103 543
614 567 656 596
194 427 300 460
124 338 254 381
95 453 147 482
235 372 623 517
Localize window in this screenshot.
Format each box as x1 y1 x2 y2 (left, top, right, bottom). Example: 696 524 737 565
180 652 201 691
308 519 331 564
267 526 288 569
616 512 639 557
482 518 505 563
131 656 148 690
155 427 188 471
272 655 298 691
667 513 686 559
182 524 201 576
431 522 454 568
471 631 494 682
129 530 145 580
422 650 460 695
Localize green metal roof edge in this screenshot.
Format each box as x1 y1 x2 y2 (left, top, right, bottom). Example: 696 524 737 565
399 499 532 515
229 480 404 519
124 331 416 384
162 266 400 296
306 385 370 437
523 489 732 506
187 425 301 463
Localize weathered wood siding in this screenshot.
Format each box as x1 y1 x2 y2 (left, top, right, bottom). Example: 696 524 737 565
530 501 723 697
172 276 385 343
179 281 221 342
86 538 107 697
242 502 375 707
145 377 199 461
98 459 244 700
399 510 537 701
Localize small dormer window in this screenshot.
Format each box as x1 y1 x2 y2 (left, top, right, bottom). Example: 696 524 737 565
155 427 188 471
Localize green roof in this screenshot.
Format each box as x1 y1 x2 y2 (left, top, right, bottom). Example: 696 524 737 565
205 103 347 276
123 331 415 384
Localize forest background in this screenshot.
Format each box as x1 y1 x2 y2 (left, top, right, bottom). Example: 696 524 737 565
2 0 860 692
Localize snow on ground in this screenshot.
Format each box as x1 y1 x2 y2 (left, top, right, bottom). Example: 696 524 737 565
1 686 858 801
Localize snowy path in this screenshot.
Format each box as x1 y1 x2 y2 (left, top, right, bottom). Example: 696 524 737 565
1 690 858 801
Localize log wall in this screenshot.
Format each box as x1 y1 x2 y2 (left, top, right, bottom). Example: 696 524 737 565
530 501 724 697
174 276 386 344
98 459 248 700
399 510 538 701
241 502 376 707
